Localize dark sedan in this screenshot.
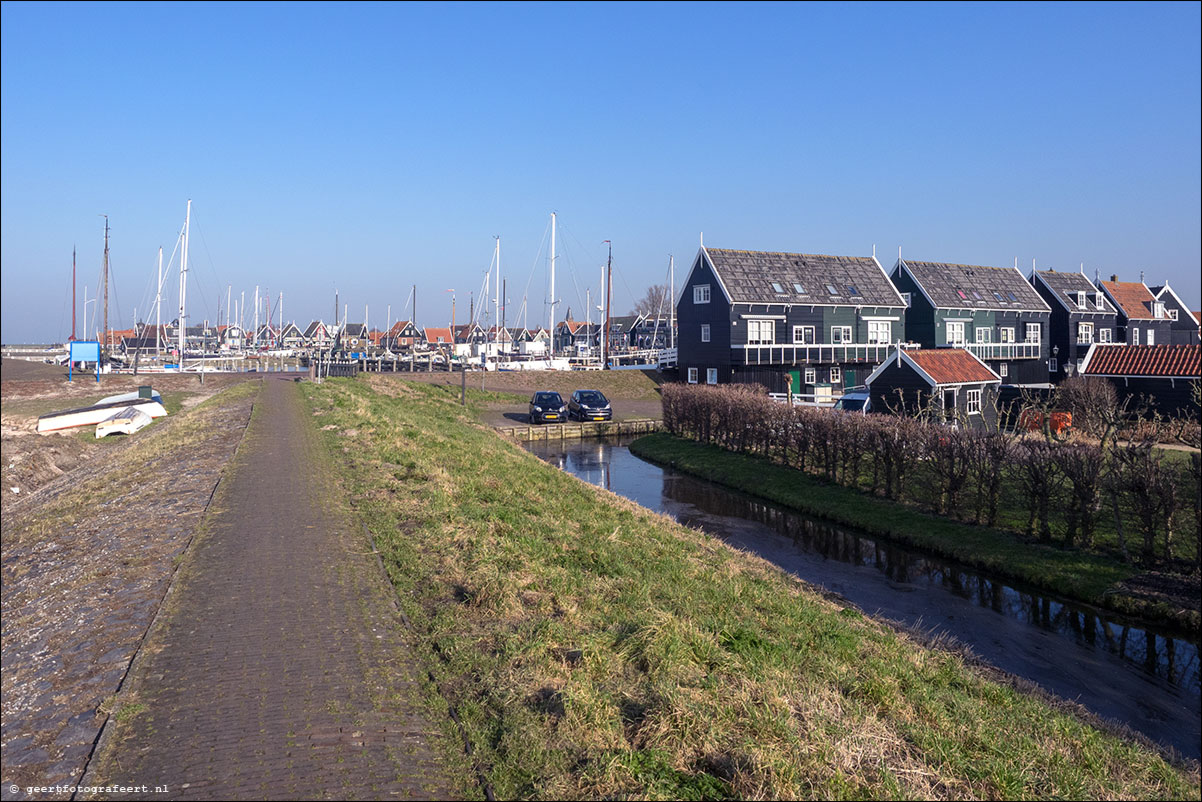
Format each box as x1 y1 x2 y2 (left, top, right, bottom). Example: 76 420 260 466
529 391 567 424
569 389 612 421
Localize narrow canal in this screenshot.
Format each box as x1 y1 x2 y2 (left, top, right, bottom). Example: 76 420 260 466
525 435 1201 760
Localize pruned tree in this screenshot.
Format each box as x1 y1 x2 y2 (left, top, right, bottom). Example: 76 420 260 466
1055 443 1105 549
1017 440 1062 542
631 284 671 317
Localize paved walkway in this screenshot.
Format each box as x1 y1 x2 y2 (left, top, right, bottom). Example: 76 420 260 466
84 379 452 800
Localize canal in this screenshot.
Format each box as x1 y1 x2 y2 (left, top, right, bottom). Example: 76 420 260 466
524 435 1201 760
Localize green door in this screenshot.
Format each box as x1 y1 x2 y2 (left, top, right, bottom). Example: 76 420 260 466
788 369 801 395
844 368 857 388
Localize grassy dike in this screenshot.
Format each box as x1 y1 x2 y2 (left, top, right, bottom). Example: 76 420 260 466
304 376 1198 800
630 433 1200 635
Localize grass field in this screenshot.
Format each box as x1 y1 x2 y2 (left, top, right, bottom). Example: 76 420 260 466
303 375 1199 800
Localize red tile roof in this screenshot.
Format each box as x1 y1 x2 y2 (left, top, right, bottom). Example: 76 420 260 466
906 349 1001 385
424 327 452 344
1193 311 1201 325
1100 280 1157 320
1083 344 1200 378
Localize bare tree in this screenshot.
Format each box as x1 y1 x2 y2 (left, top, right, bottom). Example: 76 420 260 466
630 284 671 317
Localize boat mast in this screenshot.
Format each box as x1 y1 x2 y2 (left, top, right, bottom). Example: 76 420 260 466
70 247 77 342
178 200 191 361
156 247 163 356
602 240 612 369
102 216 110 353
669 254 675 349
494 236 501 342
548 213 556 351
254 285 260 348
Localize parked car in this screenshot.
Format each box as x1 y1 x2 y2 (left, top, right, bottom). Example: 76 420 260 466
529 391 567 424
569 389 612 421
832 390 872 415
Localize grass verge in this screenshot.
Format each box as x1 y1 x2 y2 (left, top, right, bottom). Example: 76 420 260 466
305 375 1198 800
629 433 1199 636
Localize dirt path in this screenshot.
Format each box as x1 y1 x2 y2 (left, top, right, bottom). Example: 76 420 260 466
83 378 452 800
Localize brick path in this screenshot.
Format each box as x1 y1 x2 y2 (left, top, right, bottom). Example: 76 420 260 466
83 379 452 800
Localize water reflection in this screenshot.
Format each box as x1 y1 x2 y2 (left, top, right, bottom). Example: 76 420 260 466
526 436 1201 758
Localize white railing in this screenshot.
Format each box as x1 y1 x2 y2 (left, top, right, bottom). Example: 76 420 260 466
734 343 899 365
961 342 1042 360
767 392 836 408
657 347 678 368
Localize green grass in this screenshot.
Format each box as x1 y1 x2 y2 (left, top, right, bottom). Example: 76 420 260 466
303 375 1199 800
630 433 1200 634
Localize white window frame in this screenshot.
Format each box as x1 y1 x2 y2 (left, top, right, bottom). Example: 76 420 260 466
901 292 912 308
693 284 711 304
831 325 853 344
999 327 1016 343
1153 302 1165 319
1169 309 1179 321
999 362 1008 378
830 367 842 384
866 320 891 344
946 321 966 346
687 367 698 384
700 324 711 343
1077 322 1094 344
975 327 992 344
804 367 816 384
706 368 718 385
793 325 816 344
1146 329 1155 346
966 388 982 415
1024 322 1041 344
1099 328 1112 343
747 319 775 345
1049 357 1058 373
1076 291 1086 309
1132 328 1139 345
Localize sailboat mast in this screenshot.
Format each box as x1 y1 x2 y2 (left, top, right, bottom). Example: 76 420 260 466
669 255 675 349
178 200 191 360
495 237 501 341
70 247 77 342
548 213 556 349
156 247 163 357
604 241 612 370
102 216 110 352
254 285 260 348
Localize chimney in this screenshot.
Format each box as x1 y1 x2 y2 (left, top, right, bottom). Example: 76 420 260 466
1110 274 1118 282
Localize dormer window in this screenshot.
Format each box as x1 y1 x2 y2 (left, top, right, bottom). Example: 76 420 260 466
1153 302 1166 318
1076 291 1086 308
1094 293 1105 310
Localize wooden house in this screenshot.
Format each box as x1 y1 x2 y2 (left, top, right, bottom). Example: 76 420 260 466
1099 278 1173 347
676 247 907 393
1080 343 1200 417
631 316 672 349
303 320 332 348
337 323 368 353
866 347 1002 429
1029 269 1118 378
278 322 305 349
220 324 245 351
383 320 421 351
423 327 453 348
452 323 488 346
1148 283 1202 345
554 320 597 354
891 259 1051 386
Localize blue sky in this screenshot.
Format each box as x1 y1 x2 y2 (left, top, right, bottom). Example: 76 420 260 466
3 1 1199 342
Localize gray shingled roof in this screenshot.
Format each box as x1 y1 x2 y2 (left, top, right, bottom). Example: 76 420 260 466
1033 270 1116 313
902 260 1050 311
705 248 904 306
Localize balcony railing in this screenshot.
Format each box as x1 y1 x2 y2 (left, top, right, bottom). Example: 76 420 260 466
958 342 1042 360
733 343 899 365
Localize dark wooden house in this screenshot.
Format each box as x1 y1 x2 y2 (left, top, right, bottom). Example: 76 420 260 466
675 247 907 393
1030 269 1119 379
866 347 1002 429
383 320 421 351
1099 278 1173 347
1148 283 1202 345
1080 343 1201 417
891 259 1051 386
303 320 332 348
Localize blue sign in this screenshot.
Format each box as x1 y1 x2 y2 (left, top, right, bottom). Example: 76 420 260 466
69 341 102 382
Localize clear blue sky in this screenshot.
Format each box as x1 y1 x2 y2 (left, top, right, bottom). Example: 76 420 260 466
3 1 1199 342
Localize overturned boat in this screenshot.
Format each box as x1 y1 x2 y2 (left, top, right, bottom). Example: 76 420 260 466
94 406 154 438
37 387 167 434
